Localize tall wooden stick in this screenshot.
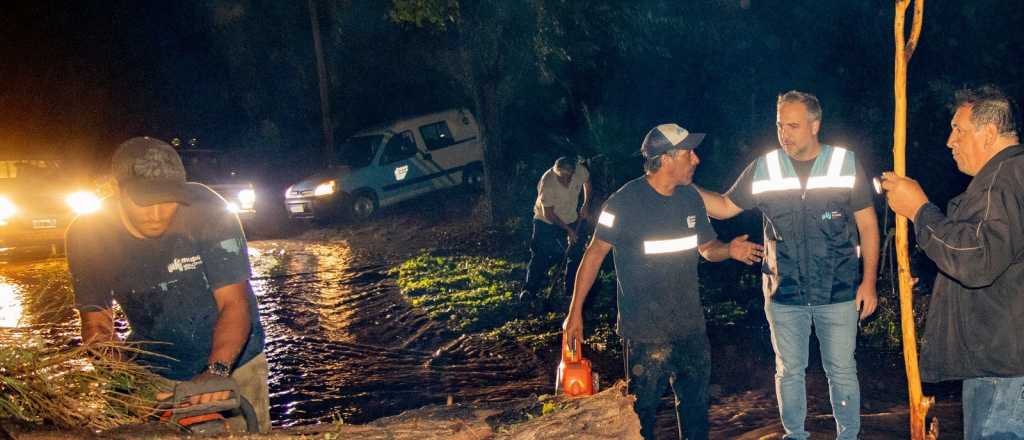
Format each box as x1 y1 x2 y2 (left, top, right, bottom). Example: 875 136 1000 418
893 1 936 439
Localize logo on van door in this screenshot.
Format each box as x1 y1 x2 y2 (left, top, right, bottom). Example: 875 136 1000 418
394 165 409 181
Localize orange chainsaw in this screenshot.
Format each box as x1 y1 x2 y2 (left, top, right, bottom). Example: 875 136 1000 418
155 376 259 435
555 333 598 397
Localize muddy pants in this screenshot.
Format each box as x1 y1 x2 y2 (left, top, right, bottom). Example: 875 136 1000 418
523 219 580 298
625 335 711 440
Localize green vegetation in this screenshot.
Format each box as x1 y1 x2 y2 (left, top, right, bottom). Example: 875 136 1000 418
393 254 522 333
394 253 620 357
0 338 162 431
859 278 929 350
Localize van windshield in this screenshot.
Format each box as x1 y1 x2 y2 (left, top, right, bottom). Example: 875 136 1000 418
336 135 383 168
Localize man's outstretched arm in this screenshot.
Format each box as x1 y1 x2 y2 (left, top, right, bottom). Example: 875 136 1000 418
694 185 744 220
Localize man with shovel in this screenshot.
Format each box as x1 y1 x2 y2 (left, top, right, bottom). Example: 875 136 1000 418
520 156 591 307
563 124 763 440
66 136 270 433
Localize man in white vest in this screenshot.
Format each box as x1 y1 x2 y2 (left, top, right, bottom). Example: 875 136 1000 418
698 91 879 439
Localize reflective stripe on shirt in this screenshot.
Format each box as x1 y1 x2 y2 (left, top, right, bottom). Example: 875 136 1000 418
643 235 698 254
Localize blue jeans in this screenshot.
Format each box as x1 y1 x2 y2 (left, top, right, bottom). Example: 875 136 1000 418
963 376 1024 439
765 300 860 439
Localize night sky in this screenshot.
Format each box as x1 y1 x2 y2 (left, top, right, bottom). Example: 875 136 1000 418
3 1 1022 206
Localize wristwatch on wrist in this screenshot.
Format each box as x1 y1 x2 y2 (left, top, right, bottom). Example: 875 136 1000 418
207 361 232 377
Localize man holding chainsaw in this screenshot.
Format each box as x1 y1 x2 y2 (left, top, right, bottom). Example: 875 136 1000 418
520 156 591 306
563 124 763 440
66 137 270 433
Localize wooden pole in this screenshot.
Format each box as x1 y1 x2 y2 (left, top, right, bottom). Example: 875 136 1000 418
893 1 936 439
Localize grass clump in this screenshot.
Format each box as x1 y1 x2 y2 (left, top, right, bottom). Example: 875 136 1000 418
395 252 622 356
0 336 163 431
393 253 523 333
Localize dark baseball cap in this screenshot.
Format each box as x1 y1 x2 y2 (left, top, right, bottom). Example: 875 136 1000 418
111 137 191 206
640 123 706 158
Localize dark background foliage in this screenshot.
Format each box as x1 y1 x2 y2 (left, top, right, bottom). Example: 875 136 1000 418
2 1 1021 210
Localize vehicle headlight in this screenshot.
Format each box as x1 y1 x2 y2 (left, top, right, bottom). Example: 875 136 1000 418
0 197 15 223
238 189 256 209
313 180 336 197
66 191 101 215
226 202 241 213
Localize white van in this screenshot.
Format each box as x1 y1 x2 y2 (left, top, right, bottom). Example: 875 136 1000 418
284 108 485 221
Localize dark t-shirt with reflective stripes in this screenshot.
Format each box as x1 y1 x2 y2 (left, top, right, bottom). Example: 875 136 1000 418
67 183 264 381
594 177 717 342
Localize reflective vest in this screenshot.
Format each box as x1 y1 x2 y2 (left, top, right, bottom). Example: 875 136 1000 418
750 144 861 305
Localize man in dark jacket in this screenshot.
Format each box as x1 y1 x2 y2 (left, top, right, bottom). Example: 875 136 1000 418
882 85 1024 439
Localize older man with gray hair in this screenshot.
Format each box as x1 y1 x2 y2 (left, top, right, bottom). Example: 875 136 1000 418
882 84 1024 439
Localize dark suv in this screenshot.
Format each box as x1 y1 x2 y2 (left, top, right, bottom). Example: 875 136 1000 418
177 148 258 225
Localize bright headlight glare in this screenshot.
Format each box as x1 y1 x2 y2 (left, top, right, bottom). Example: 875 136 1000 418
0 197 15 220
238 189 256 209
313 180 336 197
226 202 241 213
67 192 101 215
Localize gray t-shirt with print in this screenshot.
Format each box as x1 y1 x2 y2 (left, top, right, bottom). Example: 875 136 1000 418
67 183 264 381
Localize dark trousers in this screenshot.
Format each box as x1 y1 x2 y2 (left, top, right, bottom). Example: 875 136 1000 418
523 219 580 297
625 335 711 440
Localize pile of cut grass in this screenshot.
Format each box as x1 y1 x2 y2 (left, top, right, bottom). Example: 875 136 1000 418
0 334 163 431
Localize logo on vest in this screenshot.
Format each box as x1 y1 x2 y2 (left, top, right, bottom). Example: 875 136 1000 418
167 255 203 273
687 215 696 228
821 211 843 221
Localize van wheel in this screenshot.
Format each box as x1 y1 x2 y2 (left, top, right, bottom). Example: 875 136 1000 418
348 192 378 220
463 165 484 190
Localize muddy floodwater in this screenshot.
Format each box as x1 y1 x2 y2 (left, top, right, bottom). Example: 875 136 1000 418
0 240 548 428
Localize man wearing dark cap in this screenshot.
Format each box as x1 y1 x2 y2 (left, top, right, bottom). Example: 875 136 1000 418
520 156 591 305
698 91 879 440
563 124 763 440
66 137 270 433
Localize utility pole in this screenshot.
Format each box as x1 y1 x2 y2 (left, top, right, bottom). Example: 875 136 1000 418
309 0 334 164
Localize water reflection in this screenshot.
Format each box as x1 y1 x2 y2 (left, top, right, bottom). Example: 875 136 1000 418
0 277 23 327
0 242 547 428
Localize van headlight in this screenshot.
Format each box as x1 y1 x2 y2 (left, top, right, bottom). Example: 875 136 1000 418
238 189 256 210
0 197 16 223
66 191 101 215
313 180 336 197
